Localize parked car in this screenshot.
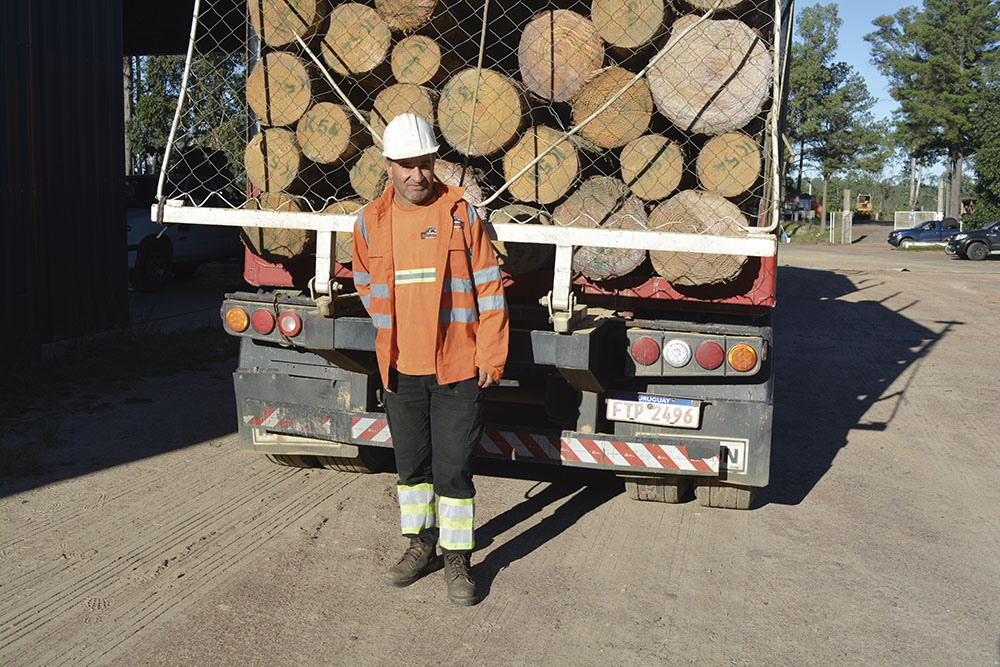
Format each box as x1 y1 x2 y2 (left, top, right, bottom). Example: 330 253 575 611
887 218 961 248
126 174 242 292
946 220 1000 260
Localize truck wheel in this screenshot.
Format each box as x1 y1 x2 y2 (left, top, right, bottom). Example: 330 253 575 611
899 237 914 248
132 238 172 292
694 481 756 510
266 454 322 468
172 260 201 279
621 475 691 503
317 446 391 474
967 242 989 261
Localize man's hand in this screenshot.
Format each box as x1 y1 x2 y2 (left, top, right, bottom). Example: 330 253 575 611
477 367 496 388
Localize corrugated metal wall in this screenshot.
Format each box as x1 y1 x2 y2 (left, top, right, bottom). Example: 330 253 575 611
1 0 128 363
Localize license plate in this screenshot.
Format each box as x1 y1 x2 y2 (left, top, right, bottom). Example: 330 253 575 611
606 394 701 429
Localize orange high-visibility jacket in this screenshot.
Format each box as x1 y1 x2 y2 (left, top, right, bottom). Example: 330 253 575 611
352 183 508 389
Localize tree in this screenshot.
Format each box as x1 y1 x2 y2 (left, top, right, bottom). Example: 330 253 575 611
865 0 1000 220
125 54 246 201
786 4 883 228
967 67 1000 227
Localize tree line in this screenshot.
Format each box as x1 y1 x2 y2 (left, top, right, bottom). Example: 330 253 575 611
786 0 999 228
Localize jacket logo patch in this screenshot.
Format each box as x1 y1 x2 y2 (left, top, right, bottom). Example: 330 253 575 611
420 226 437 239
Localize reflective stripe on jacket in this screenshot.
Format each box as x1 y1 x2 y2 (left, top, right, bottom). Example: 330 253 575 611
352 183 509 389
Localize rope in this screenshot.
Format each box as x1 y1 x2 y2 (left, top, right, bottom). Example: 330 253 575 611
459 0 491 186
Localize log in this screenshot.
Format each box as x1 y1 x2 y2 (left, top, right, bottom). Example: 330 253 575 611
438 68 525 157
647 16 772 135
695 131 761 197
571 66 652 149
391 35 446 85
370 83 437 145
553 176 648 280
297 103 368 165
489 205 554 275
681 0 746 9
248 0 329 48
502 125 579 205
242 192 309 260
518 10 605 102
590 0 665 49
245 128 305 193
375 0 437 32
648 189 749 286
619 134 683 201
321 3 392 76
323 199 367 264
433 159 487 221
349 145 388 201
246 52 312 127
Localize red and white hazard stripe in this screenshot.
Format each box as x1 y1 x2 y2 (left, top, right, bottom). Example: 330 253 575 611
350 418 719 472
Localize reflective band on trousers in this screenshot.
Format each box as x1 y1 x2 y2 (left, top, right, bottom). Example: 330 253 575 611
398 483 435 535
438 496 475 551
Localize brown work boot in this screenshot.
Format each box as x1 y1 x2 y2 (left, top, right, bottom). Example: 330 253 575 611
442 553 477 606
384 537 439 588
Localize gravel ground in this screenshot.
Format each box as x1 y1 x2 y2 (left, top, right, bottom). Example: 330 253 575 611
2 230 999 666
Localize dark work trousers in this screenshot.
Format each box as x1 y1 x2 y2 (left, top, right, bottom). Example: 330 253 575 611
383 371 483 545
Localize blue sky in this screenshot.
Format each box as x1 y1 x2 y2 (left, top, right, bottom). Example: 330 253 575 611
795 0 918 122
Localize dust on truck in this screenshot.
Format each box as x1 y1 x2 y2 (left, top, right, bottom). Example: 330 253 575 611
156 0 794 510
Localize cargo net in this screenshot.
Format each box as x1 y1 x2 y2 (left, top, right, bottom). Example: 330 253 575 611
162 0 786 292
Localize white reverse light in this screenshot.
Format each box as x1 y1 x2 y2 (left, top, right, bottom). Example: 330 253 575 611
663 339 692 368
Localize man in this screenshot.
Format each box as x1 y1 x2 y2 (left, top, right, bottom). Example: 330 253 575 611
352 113 509 606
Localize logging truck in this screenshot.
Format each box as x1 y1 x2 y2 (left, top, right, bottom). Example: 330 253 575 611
156 0 793 510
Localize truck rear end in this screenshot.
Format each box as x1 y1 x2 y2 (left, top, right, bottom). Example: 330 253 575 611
157 0 793 509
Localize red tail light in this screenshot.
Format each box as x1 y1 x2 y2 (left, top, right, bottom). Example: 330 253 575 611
631 336 660 366
695 341 724 370
251 309 275 334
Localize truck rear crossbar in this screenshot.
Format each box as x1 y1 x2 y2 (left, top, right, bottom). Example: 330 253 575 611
242 401 728 476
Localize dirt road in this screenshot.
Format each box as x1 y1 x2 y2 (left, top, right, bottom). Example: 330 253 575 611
3 236 999 666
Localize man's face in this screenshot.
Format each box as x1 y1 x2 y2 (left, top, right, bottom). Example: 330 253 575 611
387 154 435 208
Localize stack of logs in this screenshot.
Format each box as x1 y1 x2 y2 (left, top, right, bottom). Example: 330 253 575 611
242 0 772 286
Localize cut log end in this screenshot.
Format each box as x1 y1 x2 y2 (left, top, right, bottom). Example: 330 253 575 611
349 146 388 201
375 0 437 32
489 205 554 275
245 128 303 193
648 189 749 286
246 52 311 127
438 69 524 157
242 192 310 260
648 17 772 135
518 10 605 102
695 132 761 197
371 84 436 145
502 126 579 205
620 134 683 201
554 176 648 280
322 3 392 76
248 0 329 48
591 0 665 49
297 103 366 165
391 35 444 84
572 67 652 149
324 199 367 264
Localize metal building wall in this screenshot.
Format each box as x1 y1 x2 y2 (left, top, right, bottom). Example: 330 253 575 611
1 0 128 363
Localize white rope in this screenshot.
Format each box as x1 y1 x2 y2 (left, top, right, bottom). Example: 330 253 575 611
461 0 491 165
156 0 202 206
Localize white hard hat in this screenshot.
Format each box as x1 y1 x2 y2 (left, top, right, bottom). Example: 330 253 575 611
381 113 440 160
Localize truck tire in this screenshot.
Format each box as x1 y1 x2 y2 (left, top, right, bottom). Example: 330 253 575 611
622 475 691 503
266 454 321 468
899 237 914 248
694 480 756 510
967 242 989 261
317 446 391 474
132 238 173 292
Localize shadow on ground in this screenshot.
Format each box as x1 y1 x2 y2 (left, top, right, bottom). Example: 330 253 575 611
759 265 960 506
